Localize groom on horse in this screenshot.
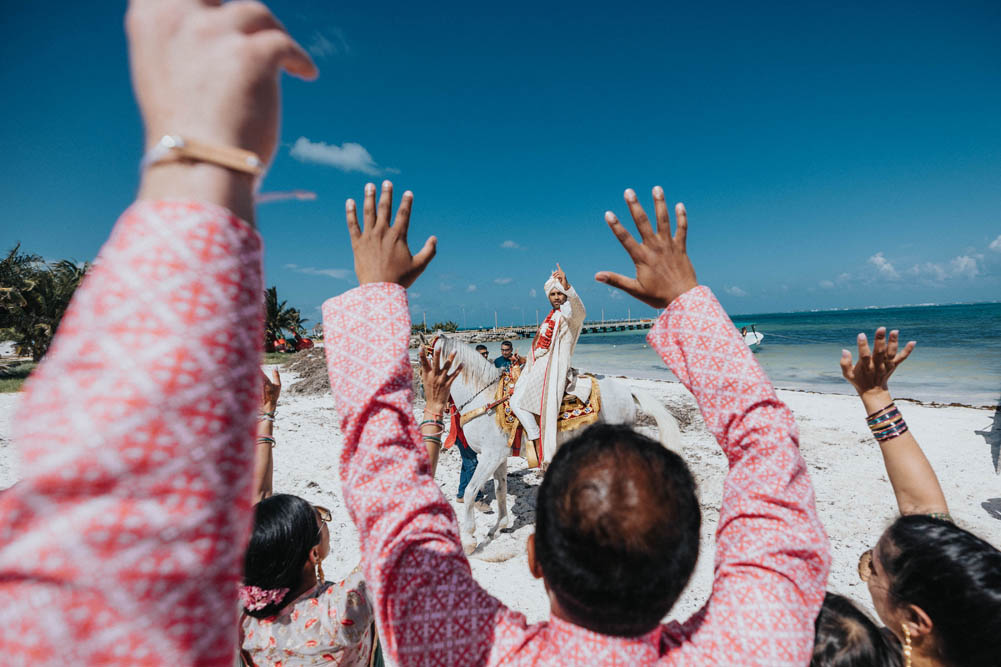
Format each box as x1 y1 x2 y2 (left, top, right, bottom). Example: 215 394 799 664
510 264 587 467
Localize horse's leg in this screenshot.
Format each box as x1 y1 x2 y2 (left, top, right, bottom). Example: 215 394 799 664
460 445 507 553
487 457 510 537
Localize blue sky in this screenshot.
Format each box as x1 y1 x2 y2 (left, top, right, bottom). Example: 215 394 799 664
2 1 999 327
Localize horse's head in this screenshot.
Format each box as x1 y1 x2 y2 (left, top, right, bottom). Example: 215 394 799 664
432 333 503 406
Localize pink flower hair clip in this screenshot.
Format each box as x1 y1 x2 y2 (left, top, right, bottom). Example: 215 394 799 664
239 585 290 611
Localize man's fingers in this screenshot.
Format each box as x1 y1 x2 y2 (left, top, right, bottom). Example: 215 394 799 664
624 189 655 241
674 203 688 252
594 271 643 299
251 28 317 80
376 180 393 229
362 183 376 232
840 349 854 381
604 211 642 258
218 0 281 34
857 333 872 361
393 191 414 238
895 341 916 365
652 186 671 237
411 236 438 275
345 199 360 240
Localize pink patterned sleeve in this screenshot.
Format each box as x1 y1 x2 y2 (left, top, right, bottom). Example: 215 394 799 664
0 201 263 665
324 284 530 666
648 286 830 666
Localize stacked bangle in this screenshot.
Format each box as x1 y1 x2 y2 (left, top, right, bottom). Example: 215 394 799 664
866 402 908 443
258 411 276 422
420 413 445 447
257 435 276 448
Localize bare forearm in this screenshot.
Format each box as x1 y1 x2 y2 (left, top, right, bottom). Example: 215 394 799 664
861 390 948 516
253 418 275 501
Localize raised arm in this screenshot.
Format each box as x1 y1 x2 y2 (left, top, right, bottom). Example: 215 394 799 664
597 187 829 665
840 328 948 516
326 182 517 665
253 368 282 502
0 2 314 663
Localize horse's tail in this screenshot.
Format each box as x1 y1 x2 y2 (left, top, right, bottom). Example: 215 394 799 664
630 389 683 451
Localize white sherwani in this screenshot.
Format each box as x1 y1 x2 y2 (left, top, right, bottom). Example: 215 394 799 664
511 285 586 459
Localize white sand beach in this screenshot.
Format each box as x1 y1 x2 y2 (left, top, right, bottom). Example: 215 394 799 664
1 368 998 627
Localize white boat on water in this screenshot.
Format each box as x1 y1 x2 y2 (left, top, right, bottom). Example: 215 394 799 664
734 322 764 350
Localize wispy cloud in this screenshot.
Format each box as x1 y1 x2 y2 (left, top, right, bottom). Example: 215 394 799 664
307 28 350 59
466 284 477 292
868 252 900 280
494 277 513 285
289 137 395 176
990 234 1001 252
950 255 980 279
819 280 835 289
724 285 747 297
500 240 520 249
285 263 352 280
529 288 537 298
607 288 623 300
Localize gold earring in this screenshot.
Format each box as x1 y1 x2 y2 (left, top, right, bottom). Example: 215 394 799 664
902 623 912 667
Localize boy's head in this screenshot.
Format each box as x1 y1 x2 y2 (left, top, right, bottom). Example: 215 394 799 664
529 424 700 637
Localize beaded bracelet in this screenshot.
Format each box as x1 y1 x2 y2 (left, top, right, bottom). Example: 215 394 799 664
257 436 276 448
422 435 442 447
258 412 276 422
867 407 901 428
418 419 445 436
865 402 895 420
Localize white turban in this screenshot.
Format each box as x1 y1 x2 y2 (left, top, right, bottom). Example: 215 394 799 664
544 275 568 296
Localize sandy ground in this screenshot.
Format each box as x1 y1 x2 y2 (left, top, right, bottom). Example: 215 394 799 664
1 370 998 629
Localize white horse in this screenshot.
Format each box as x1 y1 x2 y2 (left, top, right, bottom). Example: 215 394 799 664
432 334 682 553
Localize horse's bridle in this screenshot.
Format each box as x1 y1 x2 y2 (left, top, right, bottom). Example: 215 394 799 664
424 334 500 414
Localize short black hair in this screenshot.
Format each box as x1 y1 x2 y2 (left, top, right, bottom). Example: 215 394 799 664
534 424 700 636
500 341 513 348
811 593 902 667
242 494 321 618
475 344 488 352
880 515 1001 667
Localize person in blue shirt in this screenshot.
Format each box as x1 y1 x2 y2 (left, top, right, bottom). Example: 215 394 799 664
493 340 524 370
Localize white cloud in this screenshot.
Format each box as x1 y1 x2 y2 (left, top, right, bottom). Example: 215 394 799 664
819 280 835 289
307 28 350 59
500 240 520 249
289 138 391 176
724 285 747 297
285 263 352 280
990 235 1001 252
868 252 899 280
466 284 477 292
529 288 537 298
950 255 979 279
494 277 513 285
607 288 623 300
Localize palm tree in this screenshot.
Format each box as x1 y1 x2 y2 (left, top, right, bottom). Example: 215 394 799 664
1 247 88 361
264 286 306 350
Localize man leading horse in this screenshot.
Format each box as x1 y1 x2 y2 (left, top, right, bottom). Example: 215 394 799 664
510 264 587 467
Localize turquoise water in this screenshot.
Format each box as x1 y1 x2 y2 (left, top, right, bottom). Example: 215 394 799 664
478 302 1001 407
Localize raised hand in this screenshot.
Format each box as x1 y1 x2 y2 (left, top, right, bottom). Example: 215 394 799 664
127 0 316 164
595 187 697 308
346 181 437 288
419 347 462 414
261 368 281 413
840 327 916 398
553 263 569 289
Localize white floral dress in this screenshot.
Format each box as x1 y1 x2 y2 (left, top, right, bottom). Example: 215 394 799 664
241 568 376 666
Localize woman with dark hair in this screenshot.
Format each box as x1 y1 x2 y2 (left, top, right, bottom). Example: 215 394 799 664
811 593 902 667
239 494 378 666
836 327 1001 667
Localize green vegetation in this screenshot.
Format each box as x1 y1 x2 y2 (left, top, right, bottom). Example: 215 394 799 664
264 286 308 350
412 321 458 334
263 352 289 365
0 362 37 393
1 244 88 362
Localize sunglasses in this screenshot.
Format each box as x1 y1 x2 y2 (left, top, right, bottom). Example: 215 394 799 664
314 505 331 541
858 548 875 582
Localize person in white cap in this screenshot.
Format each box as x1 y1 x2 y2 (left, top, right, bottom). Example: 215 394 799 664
510 263 587 467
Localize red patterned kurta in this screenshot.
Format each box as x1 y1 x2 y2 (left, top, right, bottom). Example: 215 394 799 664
0 202 262 665
324 283 830 666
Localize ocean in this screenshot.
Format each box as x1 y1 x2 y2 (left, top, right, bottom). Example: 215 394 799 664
478 302 1001 408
